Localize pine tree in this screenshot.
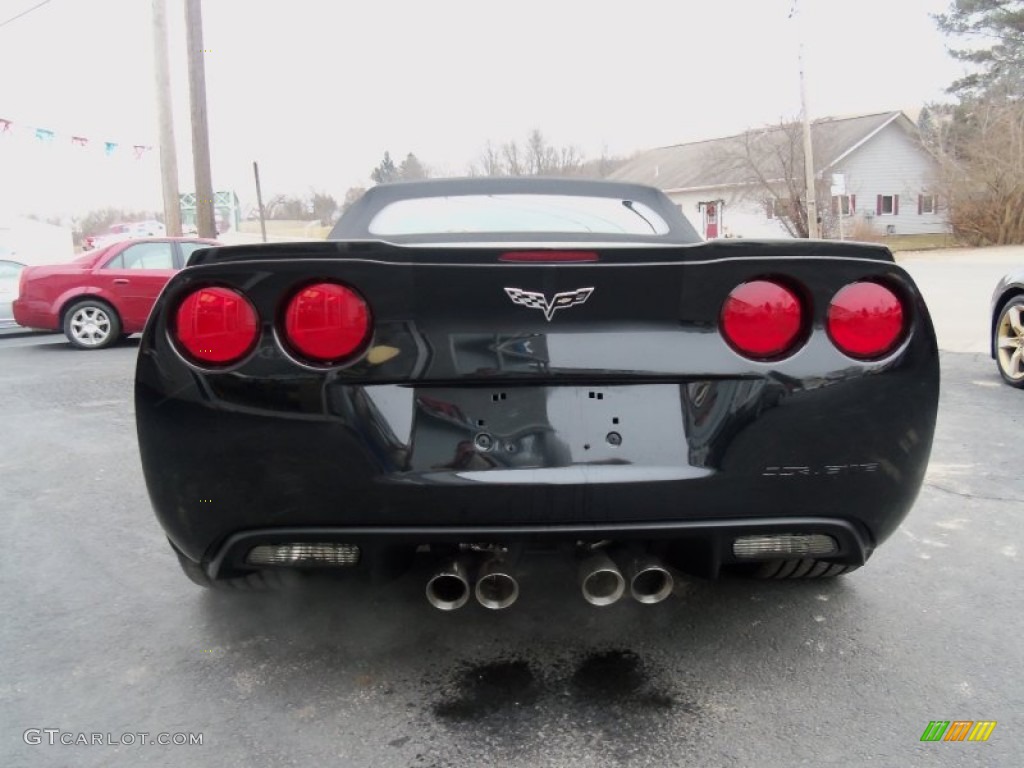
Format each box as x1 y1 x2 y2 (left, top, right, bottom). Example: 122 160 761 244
398 153 428 181
370 152 399 184
935 0 1024 98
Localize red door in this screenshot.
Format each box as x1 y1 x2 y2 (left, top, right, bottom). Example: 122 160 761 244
93 242 178 331
705 203 719 239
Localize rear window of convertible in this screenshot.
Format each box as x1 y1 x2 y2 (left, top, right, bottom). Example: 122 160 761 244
367 194 671 236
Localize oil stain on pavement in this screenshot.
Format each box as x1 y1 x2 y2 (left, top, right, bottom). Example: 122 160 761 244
420 647 701 765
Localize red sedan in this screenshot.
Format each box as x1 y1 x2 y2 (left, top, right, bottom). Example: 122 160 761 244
13 237 218 349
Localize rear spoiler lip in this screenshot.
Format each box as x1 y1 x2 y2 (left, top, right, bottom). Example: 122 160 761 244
187 238 895 267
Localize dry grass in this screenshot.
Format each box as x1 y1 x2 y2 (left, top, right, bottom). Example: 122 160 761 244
880 233 959 252
841 218 958 252
238 220 331 239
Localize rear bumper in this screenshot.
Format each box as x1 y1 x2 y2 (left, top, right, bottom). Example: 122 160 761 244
204 517 872 580
12 298 57 331
138 366 938 567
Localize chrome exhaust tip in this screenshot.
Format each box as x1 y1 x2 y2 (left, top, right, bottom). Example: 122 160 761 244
426 559 471 611
628 555 674 604
474 559 519 610
579 550 625 606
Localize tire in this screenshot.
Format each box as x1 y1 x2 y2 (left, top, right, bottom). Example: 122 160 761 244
994 296 1024 388
63 299 122 350
732 559 861 579
172 547 294 591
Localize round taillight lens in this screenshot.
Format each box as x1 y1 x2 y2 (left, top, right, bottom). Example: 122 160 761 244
283 282 371 364
827 282 906 359
721 280 804 359
174 287 259 365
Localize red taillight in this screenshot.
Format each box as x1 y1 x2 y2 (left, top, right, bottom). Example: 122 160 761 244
174 287 259 365
721 280 804 359
499 251 599 262
283 282 371 364
827 282 906 359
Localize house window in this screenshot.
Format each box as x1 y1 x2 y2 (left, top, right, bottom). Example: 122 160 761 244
919 194 938 214
878 195 899 216
832 195 853 216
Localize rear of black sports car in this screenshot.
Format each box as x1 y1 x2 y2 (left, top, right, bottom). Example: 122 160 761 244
135 180 939 608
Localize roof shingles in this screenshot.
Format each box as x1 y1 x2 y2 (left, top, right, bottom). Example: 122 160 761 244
610 111 909 191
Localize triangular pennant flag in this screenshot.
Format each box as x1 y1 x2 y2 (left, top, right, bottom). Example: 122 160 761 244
132 144 150 160
71 136 89 147
0 118 11 135
35 128 55 143
104 141 118 156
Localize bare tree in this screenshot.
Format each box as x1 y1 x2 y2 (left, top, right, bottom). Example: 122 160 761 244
926 98 1024 245
710 117 837 238
467 131 596 178
502 140 526 176
310 190 339 225
479 141 505 176
556 145 585 175
526 129 549 175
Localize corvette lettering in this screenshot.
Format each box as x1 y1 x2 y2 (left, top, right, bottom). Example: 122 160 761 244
504 287 594 321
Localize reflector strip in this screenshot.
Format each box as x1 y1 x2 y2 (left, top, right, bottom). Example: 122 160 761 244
732 534 837 559
246 543 360 567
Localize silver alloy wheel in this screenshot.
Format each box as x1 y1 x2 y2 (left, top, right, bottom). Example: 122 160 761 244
996 303 1024 382
69 305 112 347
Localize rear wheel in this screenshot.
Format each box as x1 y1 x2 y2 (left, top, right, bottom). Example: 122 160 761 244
63 299 121 350
994 296 1024 388
732 559 861 579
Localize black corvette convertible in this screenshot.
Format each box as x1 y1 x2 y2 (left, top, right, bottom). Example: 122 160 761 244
135 178 939 609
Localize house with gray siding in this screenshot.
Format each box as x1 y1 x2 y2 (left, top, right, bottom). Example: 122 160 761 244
610 111 947 240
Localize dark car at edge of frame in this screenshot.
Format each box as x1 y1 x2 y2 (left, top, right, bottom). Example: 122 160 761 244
991 266 1024 388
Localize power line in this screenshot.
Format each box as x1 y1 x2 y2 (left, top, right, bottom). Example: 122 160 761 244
0 0 53 30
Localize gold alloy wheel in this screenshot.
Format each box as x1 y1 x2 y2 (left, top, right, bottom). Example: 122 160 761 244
996 301 1024 383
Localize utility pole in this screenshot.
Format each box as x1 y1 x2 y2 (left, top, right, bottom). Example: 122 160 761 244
253 161 267 243
184 0 215 238
793 0 820 239
151 0 181 236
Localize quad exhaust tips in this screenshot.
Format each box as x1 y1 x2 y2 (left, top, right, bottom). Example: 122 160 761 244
426 558 471 611
579 550 626 606
428 550 673 609
426 556 519 610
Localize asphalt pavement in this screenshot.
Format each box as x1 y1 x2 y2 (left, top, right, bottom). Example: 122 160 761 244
1 256 1022 767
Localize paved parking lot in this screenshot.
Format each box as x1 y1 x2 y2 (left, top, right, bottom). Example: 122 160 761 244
1 249 1021 767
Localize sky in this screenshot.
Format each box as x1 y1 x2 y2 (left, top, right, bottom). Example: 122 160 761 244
0 0 969 219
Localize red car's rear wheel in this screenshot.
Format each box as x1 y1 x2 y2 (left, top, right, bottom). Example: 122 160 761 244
63 299 122 350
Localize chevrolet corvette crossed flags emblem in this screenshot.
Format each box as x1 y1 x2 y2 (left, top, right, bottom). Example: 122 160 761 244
504 287 594 321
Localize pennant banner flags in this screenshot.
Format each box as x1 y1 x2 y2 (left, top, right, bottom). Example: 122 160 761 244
0 116 152 160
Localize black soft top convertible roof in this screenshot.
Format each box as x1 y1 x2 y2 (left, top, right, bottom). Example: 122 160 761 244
328 176 703 245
